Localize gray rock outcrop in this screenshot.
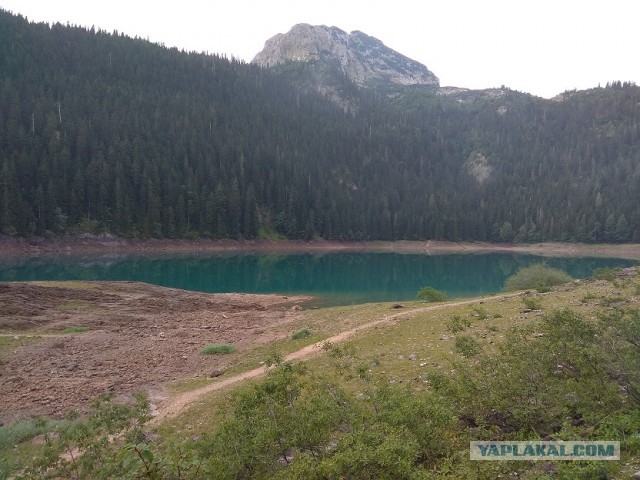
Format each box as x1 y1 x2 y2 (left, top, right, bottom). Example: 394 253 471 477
252 24 439 89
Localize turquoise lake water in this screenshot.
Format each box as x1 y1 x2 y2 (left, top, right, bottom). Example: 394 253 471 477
0 252 634 306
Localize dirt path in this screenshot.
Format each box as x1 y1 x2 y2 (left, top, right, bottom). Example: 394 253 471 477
151 292 523 425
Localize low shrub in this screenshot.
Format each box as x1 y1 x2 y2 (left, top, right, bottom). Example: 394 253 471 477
522 297 542 310
416 286 447 302
471 306 488 320
291 328 312 340
446 314 471 333
504 263 572 291
0 417 67 450
454 335 481 358
200 343 236 355
63 326 89 334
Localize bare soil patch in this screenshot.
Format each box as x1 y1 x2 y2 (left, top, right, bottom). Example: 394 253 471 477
0 282 308 421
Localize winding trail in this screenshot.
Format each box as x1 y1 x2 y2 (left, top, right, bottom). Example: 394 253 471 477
151 292 523 425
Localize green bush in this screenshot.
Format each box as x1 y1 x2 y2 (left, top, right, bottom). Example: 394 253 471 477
200 343 237 355
291 328 312 340
522 297 542 310
504 263 572 291
0 417 68 451
446 314 471 333
454 335 481 358
416 286 447 302
471 306 488 320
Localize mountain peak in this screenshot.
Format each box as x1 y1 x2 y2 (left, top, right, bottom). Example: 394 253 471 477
252 24 439 89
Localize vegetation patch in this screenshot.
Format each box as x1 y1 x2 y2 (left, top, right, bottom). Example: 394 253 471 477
470 306 488 319
291 327 312 340
593 266 617 281
0 416 71 477
580 291 600 303
416 285 447 302
57 299 91 312
0 335 43 354
521 296 542 310
62 325 89 334
200 343 237 355
446 314 471 333
504 262 572 291
7 270 640 479
454 335 482 358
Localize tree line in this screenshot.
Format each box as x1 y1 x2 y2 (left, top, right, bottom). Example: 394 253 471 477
1 10 639 242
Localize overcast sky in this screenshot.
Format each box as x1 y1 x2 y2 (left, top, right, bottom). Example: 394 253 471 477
1 0 637 98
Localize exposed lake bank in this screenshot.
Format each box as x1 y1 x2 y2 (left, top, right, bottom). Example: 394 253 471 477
2 235 640 260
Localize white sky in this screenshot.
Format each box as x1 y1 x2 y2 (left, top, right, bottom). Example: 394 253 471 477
1 0 638 98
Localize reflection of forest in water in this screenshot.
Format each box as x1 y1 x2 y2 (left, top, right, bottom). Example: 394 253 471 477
0 253 634 306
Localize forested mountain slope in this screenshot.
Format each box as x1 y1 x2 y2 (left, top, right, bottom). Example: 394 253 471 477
1 10 639 242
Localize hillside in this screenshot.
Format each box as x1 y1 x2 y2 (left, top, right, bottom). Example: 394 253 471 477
1 10 640 243
1 268 639 478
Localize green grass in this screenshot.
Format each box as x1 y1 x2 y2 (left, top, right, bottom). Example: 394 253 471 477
168 376 215 394
291 327 312 340
470 306 488 319
522 296 542 310
445 314 471 333
580 291 600 303
0 416 71 477
593 266 617 281
0 335 44 354
165 272 640 426
10 272 640 479
200 343 237 355
62 325 89 334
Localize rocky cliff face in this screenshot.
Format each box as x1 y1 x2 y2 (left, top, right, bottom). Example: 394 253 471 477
252 24 439 89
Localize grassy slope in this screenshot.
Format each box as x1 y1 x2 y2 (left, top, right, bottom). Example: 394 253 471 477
2 272 639 477
157 273 637 436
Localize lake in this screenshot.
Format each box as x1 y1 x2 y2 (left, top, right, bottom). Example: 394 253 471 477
0 252 634 306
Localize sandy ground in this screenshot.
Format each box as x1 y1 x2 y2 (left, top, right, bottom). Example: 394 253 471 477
2 235 640 259
0 282 309 421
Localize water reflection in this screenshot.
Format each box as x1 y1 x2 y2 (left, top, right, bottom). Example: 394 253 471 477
0 252 634 306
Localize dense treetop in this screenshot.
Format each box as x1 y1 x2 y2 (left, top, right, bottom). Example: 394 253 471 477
1 10 639 242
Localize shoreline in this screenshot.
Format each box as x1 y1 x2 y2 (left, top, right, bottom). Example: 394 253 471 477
0 235 640 260
2 235 640 260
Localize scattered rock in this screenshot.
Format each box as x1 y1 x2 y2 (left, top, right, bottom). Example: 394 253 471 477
616 267 636 278
391 303 405 309
291 305 303 311
209 369 225 378
407 353 416 361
